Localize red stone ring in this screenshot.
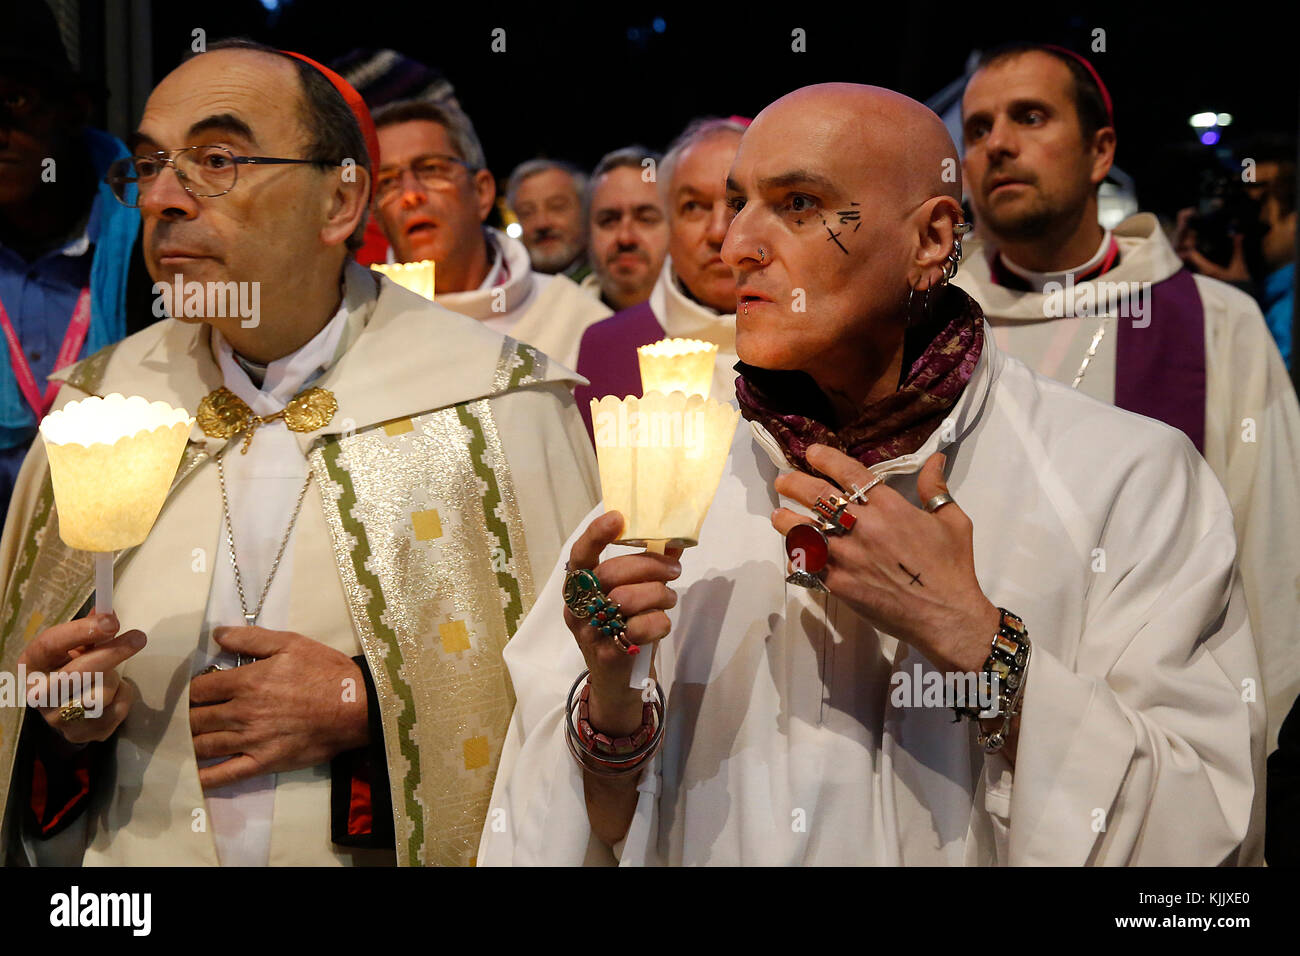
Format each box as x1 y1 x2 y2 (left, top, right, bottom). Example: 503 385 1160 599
812 493 857 536
784 522 831 592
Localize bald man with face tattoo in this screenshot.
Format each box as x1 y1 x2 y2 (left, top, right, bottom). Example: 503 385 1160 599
480 83 1263 867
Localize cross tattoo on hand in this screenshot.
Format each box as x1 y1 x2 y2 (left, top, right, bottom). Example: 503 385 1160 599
898 563 924 586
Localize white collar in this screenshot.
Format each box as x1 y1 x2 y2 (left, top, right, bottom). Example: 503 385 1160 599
998 228 1113 293
477 231 507 290
60 233 91 258
649 258 737 351
435 227 537 320
212 263 371 416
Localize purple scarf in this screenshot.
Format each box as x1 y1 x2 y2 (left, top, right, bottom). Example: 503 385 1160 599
735 288 984 475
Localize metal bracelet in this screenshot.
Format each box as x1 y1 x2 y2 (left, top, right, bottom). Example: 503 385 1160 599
952 608 1031 744
564 670 665 775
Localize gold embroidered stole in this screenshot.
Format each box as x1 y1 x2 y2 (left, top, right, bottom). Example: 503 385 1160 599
0 337 549 867
309 338 546 865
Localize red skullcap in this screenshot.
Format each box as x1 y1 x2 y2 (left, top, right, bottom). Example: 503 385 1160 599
1042 45 1114 128
280 50 380 196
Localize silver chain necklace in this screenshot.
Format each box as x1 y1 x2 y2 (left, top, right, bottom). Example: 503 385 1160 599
1070 320 1108 390
214 447 314 666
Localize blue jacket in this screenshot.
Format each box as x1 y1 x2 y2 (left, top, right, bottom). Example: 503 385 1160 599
0 127 139 448
1261 262 1294 370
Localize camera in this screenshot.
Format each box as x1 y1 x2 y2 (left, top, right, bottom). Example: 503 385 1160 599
1187 169 1265 268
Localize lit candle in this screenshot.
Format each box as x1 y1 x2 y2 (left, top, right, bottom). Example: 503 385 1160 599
637 337 717 399
590 391 739 688
40 393 194 613
371 260 436 301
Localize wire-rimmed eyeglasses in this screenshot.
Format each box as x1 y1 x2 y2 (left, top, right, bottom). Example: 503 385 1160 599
105 145 340 208
373 153 477 204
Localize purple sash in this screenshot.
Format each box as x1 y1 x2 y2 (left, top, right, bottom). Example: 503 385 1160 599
574 301 666 443
1114 269 1206 454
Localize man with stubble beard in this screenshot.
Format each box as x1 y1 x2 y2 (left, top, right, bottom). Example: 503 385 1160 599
482 83 1261 866
953 43 1300 763
580 146 669 312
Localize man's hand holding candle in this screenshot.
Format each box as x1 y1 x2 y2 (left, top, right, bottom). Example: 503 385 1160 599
563 511 682 736
19 612 146 746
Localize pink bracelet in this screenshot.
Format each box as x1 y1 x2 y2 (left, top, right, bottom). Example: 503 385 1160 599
577 681 655 755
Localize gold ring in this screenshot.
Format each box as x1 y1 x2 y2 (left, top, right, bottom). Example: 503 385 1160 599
58 700 87 724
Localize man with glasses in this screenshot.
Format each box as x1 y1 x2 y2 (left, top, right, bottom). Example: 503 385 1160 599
370 101 609 370
0 39 599 867
0 5 154 520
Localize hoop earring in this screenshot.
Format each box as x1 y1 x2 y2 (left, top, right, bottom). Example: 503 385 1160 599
906 282 932 326
946 222 973 282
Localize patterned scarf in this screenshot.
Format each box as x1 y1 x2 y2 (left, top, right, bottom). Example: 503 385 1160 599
735 287 984 476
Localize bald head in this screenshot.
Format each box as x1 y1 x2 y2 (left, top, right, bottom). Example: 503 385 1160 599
721 82 966 402
751 83 961 210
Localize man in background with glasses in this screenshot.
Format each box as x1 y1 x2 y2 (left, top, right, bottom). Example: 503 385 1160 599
0 4 154 520
369 101 609 370
0 39 598 867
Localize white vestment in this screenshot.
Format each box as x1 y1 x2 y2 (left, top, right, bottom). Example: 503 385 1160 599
0 261 601 865
480 324 1263 865
954 213 1300 756
436 228 610 370
198 267 356 867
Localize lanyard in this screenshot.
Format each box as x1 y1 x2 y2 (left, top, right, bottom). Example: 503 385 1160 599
0 287 92 421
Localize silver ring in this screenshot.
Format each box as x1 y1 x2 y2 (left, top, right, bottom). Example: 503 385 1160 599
924 493 955 513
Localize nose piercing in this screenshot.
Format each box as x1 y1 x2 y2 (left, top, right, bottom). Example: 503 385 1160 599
758 247 766 263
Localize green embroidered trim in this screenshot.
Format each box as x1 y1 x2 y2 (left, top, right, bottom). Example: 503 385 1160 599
455 403 524 636
492 337 548 394
319 439 425 865
508 341 545 390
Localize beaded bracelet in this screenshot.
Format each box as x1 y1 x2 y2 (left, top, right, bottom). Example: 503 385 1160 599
564 670 665 776
577 682 655 755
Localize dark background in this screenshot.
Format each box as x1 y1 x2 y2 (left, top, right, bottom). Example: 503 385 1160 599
74 0 1297 221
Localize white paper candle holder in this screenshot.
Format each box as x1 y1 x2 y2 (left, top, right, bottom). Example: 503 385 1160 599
372 259 436 301
40 393 194 613
590 390 738 691
637 338 717 400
